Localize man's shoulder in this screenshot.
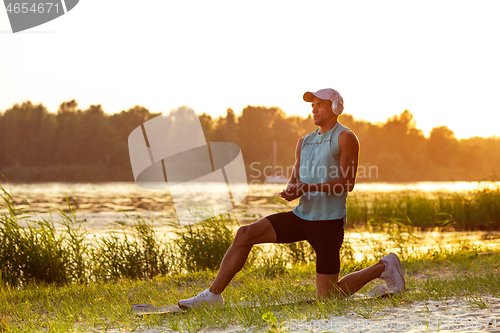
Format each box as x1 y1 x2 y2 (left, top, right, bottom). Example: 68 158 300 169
296 130 317 153
338 128 360 150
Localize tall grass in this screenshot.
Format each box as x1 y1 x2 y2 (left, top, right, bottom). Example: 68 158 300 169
0 183 232 285
346 186 500 230
174 214 234 272
91 219 176 280
0 186 77 285
1 183 500 286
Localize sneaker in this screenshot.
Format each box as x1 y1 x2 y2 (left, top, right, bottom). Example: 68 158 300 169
178 289 223 309
379 253 405 294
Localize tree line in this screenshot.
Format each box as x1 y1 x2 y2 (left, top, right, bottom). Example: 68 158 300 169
0 100 498 182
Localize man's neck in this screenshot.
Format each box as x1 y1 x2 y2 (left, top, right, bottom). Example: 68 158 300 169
318 118 338 135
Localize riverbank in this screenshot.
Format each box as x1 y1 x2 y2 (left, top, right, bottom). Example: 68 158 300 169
2 183 500 332
1 248 499 332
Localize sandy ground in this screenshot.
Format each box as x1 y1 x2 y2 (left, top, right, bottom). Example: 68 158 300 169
280 297 500 333
118 294 500 333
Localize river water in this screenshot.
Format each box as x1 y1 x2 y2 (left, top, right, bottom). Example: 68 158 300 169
2 181 499 228
2 181 500 255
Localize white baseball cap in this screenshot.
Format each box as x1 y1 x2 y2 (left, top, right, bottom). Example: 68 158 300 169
303 88 344 115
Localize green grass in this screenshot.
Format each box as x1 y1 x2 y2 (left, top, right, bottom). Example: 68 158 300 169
1 249 499 332
346 186 500 230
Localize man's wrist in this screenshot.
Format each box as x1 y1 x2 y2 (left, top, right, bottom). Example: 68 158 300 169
304 183 315 192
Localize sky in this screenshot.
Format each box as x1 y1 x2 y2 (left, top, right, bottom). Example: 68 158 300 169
1 0 499 139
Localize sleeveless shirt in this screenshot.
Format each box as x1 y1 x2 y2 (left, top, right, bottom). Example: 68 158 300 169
292 122 351 221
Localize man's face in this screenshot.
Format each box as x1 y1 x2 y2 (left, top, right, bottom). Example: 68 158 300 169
311 96 334 126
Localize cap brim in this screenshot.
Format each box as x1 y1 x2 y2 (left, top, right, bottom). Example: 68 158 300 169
303 92 315 102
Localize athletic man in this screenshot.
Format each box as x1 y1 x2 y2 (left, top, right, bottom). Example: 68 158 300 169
178 88 405 308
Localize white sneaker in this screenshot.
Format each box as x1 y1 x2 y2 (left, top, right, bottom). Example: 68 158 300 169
178 289 223 309
379 253 406 294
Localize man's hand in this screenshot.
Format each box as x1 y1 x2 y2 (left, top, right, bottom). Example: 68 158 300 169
279 181 308 202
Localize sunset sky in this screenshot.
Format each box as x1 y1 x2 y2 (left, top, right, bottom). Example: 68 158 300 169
1 0 499 139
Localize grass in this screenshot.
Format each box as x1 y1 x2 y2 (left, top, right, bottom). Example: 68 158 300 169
0 182 336 286
1 232 499 332
2 249 499 332
346 185 500 230
1 183 500 332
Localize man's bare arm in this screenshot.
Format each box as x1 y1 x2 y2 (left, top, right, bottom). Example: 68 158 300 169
288 137 304 186
280 137 305 201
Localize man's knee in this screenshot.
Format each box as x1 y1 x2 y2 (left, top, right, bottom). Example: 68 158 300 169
234 219 276 246
234 225 252 246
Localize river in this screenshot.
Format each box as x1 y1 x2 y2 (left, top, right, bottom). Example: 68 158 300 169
1 181 498 229
2 181 500 256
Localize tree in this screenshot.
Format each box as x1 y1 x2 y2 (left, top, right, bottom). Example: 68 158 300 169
214 108 238 143
1 101 55 167
237 106 286 165
55 100 82 164
109 105 160 144
78 104 112 165
366 110 427 180
1 98 499 182
108 105 160 169
428 126 458 168
198 113 215 143
0 110 5 168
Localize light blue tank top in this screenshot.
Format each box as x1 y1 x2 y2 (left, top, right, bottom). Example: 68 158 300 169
292 122 350 221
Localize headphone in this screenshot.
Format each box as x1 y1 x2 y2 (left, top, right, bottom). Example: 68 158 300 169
331 100 338 114
331 97 344 116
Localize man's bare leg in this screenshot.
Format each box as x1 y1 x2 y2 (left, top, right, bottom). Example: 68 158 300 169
337 262 385 296
209 217 277 294
316 262 385 298
316 273 339 299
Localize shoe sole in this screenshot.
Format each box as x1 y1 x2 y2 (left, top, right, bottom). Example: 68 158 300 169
177 300 223 310
389 253 406 292
177 302 188 310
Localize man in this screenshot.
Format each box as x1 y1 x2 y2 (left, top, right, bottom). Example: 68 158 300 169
178 88 405 308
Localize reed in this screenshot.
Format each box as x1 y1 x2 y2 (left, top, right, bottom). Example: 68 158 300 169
90 218 176 280
0 185 77 285
174 214 235 272
0 184 241 285
346 186 500 230
2 183 500 286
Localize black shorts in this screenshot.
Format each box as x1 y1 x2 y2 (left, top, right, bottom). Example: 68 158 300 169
267 211 345 275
